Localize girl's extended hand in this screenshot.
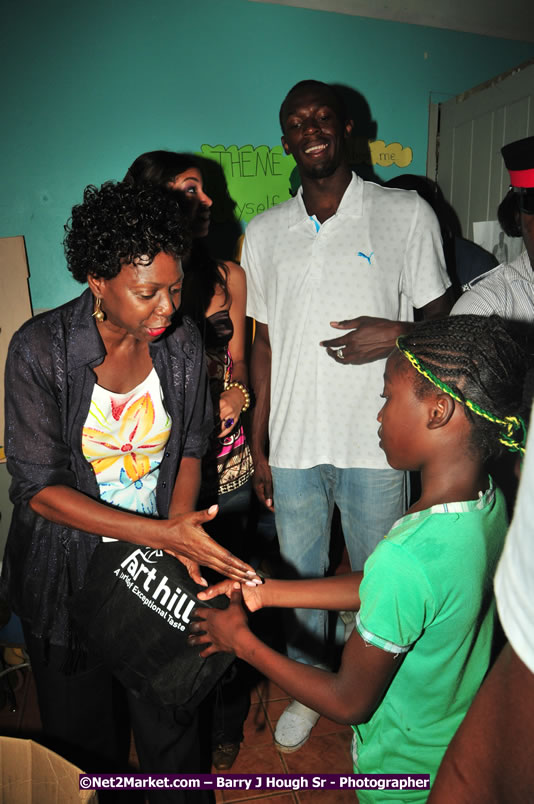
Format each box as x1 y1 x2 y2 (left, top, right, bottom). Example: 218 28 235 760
189 587 249 657
197 579 265 612
218 387 245 437
163 506 262 587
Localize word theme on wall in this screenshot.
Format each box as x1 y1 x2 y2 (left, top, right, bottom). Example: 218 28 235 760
198 140 413 225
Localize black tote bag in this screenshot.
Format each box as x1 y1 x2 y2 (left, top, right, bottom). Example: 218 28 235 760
69 541 233 713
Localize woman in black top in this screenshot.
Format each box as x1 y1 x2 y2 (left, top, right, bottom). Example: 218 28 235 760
1 181 260 798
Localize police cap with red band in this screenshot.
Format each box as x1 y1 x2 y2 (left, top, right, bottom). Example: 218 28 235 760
501 135 534 189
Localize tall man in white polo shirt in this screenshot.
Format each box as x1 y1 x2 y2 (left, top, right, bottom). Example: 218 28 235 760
242 80 451 752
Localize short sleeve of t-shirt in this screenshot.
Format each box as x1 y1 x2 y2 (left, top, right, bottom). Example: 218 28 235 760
242 221 268 324
357 539 435 652
402 193 450 311
451 285 498 316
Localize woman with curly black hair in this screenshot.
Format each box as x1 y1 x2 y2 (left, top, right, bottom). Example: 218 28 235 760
1 181 261 796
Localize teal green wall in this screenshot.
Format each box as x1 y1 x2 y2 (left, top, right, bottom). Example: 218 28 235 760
2 0 534 312
1 0 534 559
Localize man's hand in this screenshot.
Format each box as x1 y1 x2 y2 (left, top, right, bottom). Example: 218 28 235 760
252 453 274 511
320 316 406 365
189 587 250 657
249 322 273 508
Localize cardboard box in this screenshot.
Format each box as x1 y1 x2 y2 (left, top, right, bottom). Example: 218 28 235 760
0 738 97 803
0 235 33 457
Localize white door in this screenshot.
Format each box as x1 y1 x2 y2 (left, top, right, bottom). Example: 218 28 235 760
436 59 534 241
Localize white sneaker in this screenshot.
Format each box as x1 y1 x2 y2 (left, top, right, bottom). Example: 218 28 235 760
274 700 320 753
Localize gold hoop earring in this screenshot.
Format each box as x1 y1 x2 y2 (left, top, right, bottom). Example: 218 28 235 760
92 297 105 323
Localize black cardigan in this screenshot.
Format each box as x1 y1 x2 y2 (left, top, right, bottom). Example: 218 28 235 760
1 288 212 644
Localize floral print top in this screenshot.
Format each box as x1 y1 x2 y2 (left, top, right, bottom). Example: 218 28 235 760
82 368 171 518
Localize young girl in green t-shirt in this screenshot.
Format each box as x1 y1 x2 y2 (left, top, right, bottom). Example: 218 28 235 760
189 314 528 801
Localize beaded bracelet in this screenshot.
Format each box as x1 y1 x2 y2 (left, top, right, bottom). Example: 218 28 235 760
225 381 251 413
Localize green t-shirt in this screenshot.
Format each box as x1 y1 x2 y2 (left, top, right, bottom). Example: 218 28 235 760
353 482 507 803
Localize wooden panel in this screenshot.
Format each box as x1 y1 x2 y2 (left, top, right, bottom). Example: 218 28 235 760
504 97 531 145
449 120 473 237
437 117 454 203
469 112 494 234
437 62 534 239
488 106 507 218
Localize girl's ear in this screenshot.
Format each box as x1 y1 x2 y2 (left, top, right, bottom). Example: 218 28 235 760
427 393 455 430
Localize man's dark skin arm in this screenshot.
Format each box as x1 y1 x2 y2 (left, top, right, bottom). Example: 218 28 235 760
428 641 534 803
321 290 452 365
249 321 274 511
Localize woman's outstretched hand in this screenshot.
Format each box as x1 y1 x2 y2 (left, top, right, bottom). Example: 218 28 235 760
189 587 250 657
163 506 262 587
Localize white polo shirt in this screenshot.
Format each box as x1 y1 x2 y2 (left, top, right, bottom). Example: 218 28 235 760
243 173 449 470
451 251 534 320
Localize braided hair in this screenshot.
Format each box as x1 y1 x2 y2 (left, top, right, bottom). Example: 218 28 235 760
396 315 528 460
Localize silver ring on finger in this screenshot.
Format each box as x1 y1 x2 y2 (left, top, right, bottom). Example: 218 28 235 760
338 347 345 360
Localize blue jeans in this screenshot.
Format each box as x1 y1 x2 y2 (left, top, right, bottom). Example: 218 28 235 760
271 465 407 666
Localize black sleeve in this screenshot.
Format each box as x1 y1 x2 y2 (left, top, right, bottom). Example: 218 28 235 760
5 326 77 505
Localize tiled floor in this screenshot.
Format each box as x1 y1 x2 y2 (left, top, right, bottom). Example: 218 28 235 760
0 651 355 804
213 677 355 803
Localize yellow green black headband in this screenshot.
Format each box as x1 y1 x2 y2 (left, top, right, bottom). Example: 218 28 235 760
396 336 527 456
